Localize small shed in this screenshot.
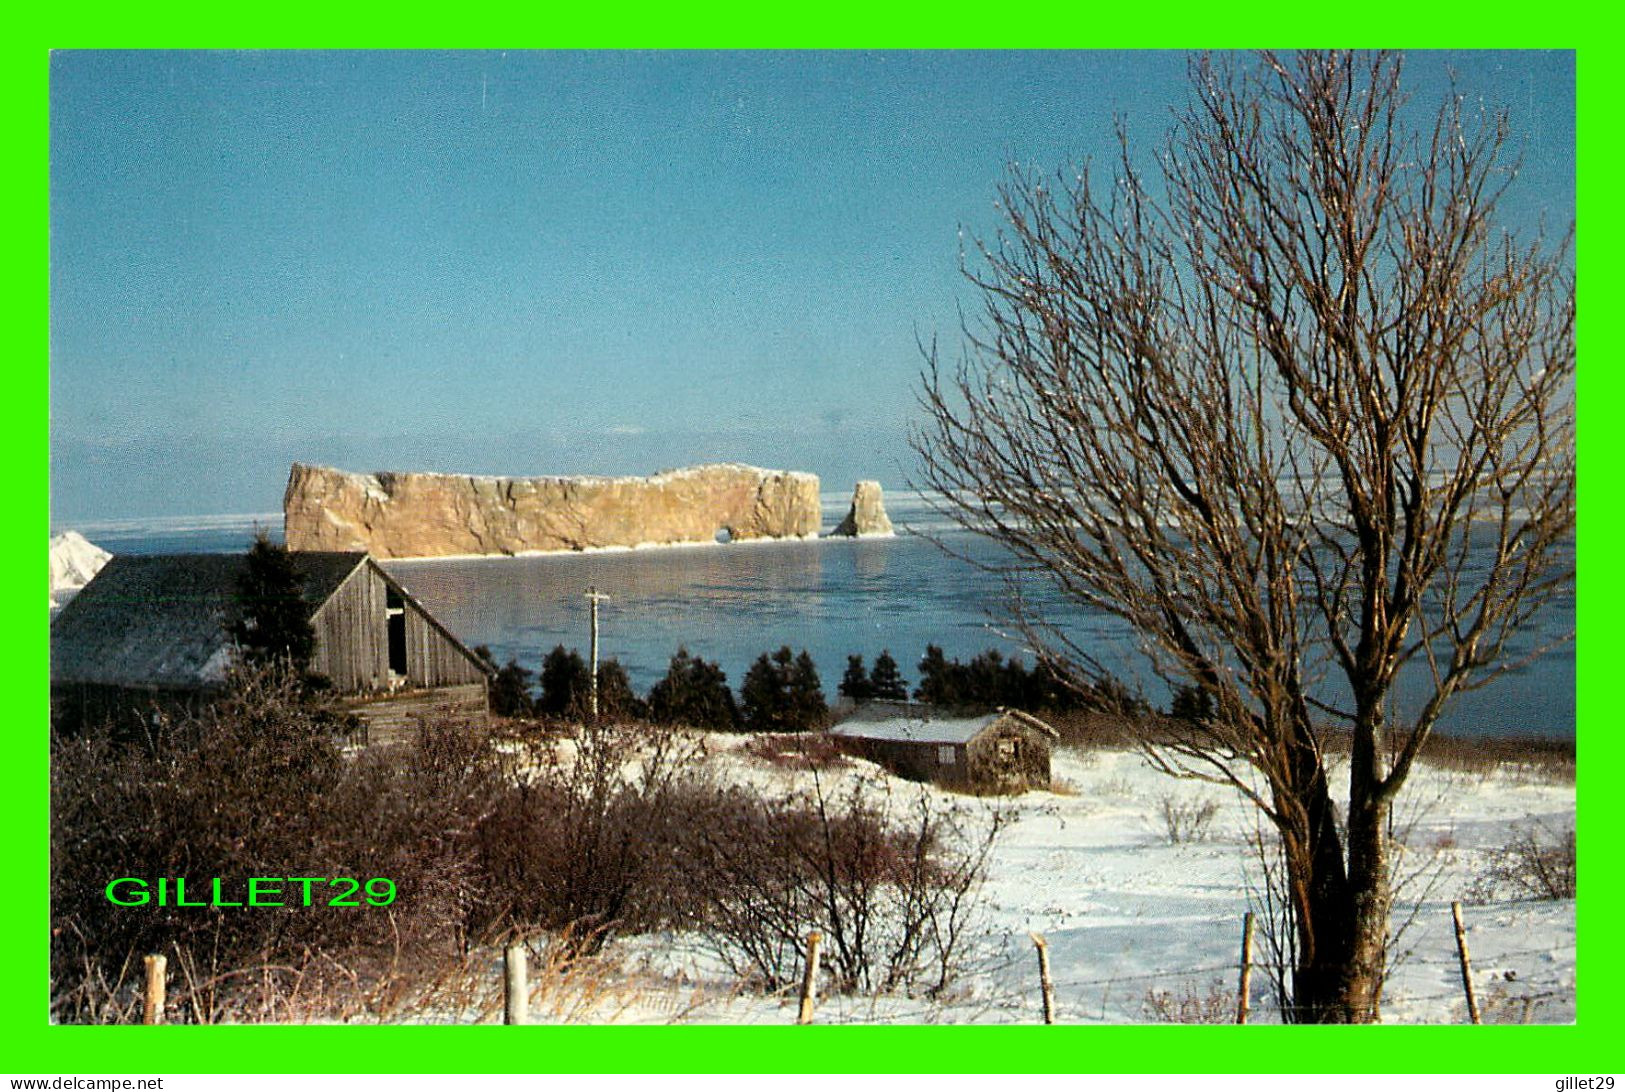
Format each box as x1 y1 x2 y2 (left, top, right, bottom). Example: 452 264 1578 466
50 551 491 745
830 701 1057 792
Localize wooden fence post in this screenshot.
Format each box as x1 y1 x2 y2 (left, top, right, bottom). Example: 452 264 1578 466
1451 901 1481 1025
504 942 528 1026
142 954 166 1026
1236 911 1255 1025
1029 932 1056 1025
796 931 823 1025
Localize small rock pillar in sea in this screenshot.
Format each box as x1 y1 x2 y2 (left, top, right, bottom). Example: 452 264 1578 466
832 481 895 537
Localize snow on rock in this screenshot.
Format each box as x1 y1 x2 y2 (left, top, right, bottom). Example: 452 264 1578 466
283 461 824 558
49 531 111 610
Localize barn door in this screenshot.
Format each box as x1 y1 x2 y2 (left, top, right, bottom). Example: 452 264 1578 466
386 588 408 679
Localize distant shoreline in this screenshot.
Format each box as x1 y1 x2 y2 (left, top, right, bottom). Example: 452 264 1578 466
383 530 903 565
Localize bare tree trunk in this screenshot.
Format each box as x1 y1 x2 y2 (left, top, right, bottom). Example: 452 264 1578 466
1282 755 1356 1023
1289 740 1391 1024
1340 793 1392 1023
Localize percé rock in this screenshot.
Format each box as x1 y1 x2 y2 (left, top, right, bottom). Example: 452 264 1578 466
283 462 823 559
831 481 894 537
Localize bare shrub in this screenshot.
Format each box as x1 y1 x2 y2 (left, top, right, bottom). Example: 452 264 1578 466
682 771 1006 998
1141 980 1234 1024
1468 824 1576 903
742 732 855 772
1158 795 1219 844
50 665 506 1024
53 667 1010 1020
473 721 707 948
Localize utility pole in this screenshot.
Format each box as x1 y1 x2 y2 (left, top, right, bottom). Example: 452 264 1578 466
585 585 610 720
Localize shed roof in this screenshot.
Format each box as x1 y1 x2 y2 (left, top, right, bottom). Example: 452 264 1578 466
830 707 1003 746
838 698 1014 741
830 703 1061 746
50 552 368 689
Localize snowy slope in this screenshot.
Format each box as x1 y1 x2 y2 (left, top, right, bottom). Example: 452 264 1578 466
49 531 112 610
512 741 1575 1026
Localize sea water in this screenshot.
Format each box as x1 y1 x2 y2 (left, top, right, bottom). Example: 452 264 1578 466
60 494 1576 738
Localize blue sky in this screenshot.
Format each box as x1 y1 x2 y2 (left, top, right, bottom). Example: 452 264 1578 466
49 50 1576 522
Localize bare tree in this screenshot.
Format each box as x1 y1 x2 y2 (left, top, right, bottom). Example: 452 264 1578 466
914 50 1573 1023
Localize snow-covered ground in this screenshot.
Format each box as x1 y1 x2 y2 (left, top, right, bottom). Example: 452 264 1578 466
508 740 1575 1026
49 530 111 610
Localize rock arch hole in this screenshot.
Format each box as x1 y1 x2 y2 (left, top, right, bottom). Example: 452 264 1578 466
714 527 733 544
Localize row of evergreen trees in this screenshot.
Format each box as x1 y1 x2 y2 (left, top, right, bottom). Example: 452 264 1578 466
477 641 1145 731
477 644 831 732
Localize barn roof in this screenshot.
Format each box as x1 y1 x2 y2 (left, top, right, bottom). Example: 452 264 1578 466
830 702 1060 746
831 712 1001 745
49 552 368 689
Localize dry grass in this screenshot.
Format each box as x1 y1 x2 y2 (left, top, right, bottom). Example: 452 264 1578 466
1312 728 1576 784
1478 983 1569 1025
151 923 704 1025
1090 773 1139 799
1060 718 1573 785
1417 733 1575 784
1045 710 1139 750
1140 980 1235 1024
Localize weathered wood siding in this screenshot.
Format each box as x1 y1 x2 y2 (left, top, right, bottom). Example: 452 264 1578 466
308 561 388 690
403 605 488 687
308 561 488 692
857 738 964 783
964 719 1051 790
342 683 489 748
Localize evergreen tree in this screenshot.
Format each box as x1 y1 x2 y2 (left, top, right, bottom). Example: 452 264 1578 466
868 650 908 701
538 645 589 716
740 647 795 732
914 645 959 706
648 647 740 730
965 649 1009 707
230 532 315 671
838 655 874 702
789 650 828 728
743 647 825 731
1169 684 1214 724
1027 659 1077 712
913 645 1044 711
474 645 536 718
596 659 646 720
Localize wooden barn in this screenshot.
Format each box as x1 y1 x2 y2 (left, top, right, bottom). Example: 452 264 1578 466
50 551 491 745
829 701 1057 792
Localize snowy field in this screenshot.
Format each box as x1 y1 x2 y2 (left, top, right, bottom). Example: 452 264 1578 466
474 739 1577 1026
